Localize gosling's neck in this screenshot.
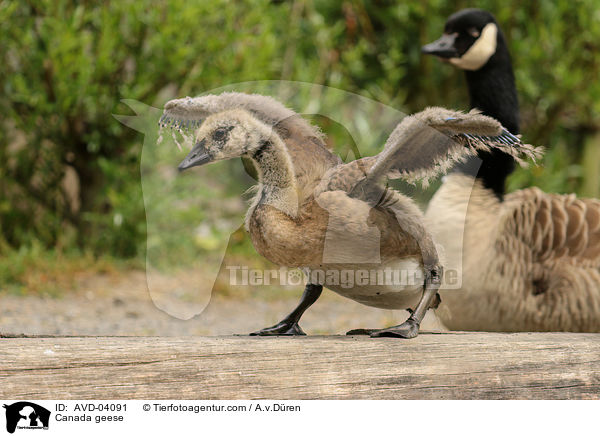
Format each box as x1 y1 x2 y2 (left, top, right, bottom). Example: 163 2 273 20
249 135 298 217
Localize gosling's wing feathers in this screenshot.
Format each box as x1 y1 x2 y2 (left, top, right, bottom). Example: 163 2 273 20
161 92 330 152
368 107 542 185
314 157 375 194
313 157 436 265
314 107 532 199
162 92 312 133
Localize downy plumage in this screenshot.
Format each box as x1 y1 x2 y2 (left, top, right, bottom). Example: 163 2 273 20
164 92 537 337
422 8 600 331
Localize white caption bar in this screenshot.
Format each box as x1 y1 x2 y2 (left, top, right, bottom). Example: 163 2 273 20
0 400 594 436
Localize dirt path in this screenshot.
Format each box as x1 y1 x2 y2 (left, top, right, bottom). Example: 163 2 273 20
0 271 445 336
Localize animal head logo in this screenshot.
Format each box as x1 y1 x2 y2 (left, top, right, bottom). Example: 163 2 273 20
3 402 50 434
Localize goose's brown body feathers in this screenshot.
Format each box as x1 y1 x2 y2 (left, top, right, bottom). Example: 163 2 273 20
499 187 600 331
431 175 600 332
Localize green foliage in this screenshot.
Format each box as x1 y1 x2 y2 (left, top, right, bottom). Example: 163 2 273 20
0 241 132 296
1 0 599 261
0 0 288 257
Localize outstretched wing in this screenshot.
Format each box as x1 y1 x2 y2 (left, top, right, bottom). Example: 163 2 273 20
160 92 329 150
367 106 542 185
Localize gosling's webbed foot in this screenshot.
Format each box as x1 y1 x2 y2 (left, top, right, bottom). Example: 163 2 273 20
369 317 420 339
249 321 306 336
346 328 379 335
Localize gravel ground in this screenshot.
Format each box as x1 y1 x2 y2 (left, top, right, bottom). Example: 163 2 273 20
0 271 446 336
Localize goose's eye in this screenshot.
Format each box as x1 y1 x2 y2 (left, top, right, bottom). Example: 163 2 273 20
213 127 230 142
467 27 480 38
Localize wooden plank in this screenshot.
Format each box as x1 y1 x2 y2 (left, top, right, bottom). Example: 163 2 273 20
1 333 599 399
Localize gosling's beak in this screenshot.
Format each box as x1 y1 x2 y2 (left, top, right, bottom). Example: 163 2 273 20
422 33 458 58
178 139 212 172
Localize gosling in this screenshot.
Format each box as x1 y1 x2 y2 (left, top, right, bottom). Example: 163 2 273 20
174 102 538 338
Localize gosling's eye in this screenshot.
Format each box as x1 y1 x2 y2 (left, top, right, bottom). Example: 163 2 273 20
213 127 230 141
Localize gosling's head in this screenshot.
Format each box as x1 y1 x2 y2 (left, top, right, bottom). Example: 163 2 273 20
422 9 501 71
178 109 271 171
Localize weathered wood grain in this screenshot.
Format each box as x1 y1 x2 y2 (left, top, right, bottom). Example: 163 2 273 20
1 333 599 399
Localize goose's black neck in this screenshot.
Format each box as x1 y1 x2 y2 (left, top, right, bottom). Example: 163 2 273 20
465 50 519 133
455 30 519 199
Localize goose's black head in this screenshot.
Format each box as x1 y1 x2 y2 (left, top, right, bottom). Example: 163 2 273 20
422 9 520 197
422 9 503 71
421 8 519 135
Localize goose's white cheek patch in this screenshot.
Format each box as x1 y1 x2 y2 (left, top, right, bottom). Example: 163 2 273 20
450 23 498 71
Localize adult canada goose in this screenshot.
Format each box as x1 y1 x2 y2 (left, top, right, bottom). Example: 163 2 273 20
166 93 537 337
422 9 600 331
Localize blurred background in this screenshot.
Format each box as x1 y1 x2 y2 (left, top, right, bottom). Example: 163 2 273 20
1 0 599 335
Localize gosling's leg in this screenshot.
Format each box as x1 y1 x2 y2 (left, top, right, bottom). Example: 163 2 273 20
346 266 442 338
371 265 443 338
346 194 443 338
250 283 323 336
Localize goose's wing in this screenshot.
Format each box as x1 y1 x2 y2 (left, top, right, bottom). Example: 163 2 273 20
491 188 600 331
368 106 542 185
506 188 600 264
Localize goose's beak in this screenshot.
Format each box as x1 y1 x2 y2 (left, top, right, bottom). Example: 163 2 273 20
178 138 212 171
422 33 458 58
